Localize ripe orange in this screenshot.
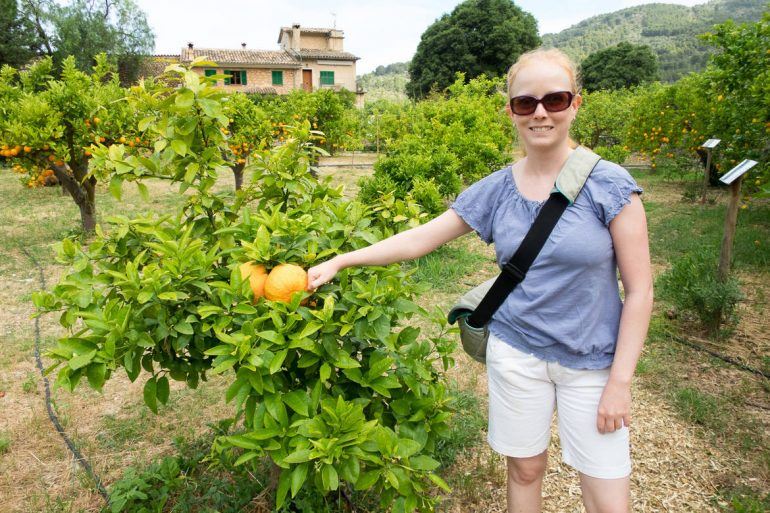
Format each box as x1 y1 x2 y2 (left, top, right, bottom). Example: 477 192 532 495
239 262 268 301
264 264 308 303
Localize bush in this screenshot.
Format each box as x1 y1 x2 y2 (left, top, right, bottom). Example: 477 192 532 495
657 250 744 337
593 145 630 164
410 177 445 215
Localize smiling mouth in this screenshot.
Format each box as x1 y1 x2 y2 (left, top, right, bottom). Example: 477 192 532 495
529 126 553 132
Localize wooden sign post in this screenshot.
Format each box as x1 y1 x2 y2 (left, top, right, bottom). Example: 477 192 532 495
700 139 721 204
717 159 758 281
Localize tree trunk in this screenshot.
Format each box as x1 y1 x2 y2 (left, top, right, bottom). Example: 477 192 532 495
51 163 97 233
232 162 245 191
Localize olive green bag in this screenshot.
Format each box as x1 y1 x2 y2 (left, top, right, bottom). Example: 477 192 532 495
447 147 601 364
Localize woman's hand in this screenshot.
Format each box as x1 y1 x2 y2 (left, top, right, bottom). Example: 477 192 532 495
306 258 341 291
596 379 632 434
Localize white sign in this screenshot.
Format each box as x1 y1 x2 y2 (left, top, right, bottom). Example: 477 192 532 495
720 159 758 185
701 139 721 149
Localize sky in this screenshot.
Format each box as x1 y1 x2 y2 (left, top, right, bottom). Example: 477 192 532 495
133 0 706 74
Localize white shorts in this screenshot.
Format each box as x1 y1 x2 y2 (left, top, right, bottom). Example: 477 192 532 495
486 332 631 479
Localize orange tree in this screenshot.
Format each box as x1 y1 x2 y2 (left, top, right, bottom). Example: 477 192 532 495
0 54 136 232
624 12 769 190
251 88 362 155
222 91 272 190
34 63 455 512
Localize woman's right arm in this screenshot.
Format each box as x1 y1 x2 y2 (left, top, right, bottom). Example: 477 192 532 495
307 209 474 290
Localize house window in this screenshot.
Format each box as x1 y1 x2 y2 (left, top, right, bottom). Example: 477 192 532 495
272 70 283 86
224 70 247 85
204 69 216 77
320 71 334 86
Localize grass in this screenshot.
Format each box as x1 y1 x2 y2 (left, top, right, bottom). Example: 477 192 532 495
406 244 492 294
632 171 770 508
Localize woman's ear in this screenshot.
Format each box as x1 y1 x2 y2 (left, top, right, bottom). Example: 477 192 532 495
505 101 514 119
573 93 583 110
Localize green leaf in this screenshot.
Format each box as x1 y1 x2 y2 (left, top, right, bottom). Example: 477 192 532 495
226 434 261 450
428 473 451 492
276 469 291 510
234 451 258 466
340 456 360 484
283 449 312 464
136 182 149 201
291 463 308 498
143 376 158 414
409 455 440 471
109 176 122 200
86 363 107 390
269 349 288 374
137 290 153 304
232 304 257 315
174 321 193 335
321 464 339 491
138 116 155 131
175 89 195 108
282 390 309 417
171 139 188 157
68 350 96 371
355 470 380 491
156 376 170 405
395 439 422 459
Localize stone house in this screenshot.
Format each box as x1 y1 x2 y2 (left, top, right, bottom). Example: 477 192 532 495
176 25 362 104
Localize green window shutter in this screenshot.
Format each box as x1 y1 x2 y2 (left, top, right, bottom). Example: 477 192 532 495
224 70 232 85
272 70 283 86
204 69 216 77
241 70 247 85
320 71 334 86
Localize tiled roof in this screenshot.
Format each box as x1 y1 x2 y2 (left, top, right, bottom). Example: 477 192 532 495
138 55 181 78
241 86 278 94
295 49 359 61
280 26 338 34
180 48 299 66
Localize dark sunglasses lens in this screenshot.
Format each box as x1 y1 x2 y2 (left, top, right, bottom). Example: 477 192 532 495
511 96 537 115
542 92 572 112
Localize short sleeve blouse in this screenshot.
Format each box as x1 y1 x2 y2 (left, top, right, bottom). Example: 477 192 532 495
450 159 643 369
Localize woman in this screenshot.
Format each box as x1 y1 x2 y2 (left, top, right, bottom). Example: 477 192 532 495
307 48 652 513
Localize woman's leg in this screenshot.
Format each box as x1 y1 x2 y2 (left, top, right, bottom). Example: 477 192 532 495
507 450 548 513
579 473 630 513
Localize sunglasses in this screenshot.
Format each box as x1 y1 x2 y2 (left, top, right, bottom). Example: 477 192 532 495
509 91 575 116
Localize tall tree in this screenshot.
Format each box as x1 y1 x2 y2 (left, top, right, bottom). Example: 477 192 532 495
406 0 540 99
580 42 660 92
0 0 43 67
20 0 154 83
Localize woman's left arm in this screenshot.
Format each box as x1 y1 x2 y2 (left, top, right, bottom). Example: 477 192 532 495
597 193 654 434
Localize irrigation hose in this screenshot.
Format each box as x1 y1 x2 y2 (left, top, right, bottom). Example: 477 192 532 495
21 247 110 504
669 333 770 380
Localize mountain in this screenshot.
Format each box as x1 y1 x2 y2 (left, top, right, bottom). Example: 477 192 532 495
357 61 410 102
542 0 767 81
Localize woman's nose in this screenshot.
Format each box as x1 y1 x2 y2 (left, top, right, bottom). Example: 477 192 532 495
532 101 548 118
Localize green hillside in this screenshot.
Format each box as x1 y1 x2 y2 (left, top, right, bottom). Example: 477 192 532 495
542 0 767 81
357 62 410 103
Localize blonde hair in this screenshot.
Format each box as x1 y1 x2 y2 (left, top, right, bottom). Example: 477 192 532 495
506 47 581 99
506 47 581 152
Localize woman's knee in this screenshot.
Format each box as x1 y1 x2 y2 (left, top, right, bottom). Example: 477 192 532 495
506 452 548 486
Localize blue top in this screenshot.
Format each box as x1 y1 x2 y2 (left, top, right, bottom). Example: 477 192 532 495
450 160 643 370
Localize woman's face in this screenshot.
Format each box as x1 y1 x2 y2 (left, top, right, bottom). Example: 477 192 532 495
507 60 581 151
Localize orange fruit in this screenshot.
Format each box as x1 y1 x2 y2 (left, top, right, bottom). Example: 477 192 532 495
119 136 126 144
239 262 268 301
264 264 307 303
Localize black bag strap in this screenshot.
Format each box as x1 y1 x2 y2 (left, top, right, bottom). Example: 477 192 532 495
466 192 568 328
465 147 601 328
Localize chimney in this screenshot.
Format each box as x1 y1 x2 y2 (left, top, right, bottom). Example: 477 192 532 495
187 42 194 49
291 23 301 50
241 43 246 49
